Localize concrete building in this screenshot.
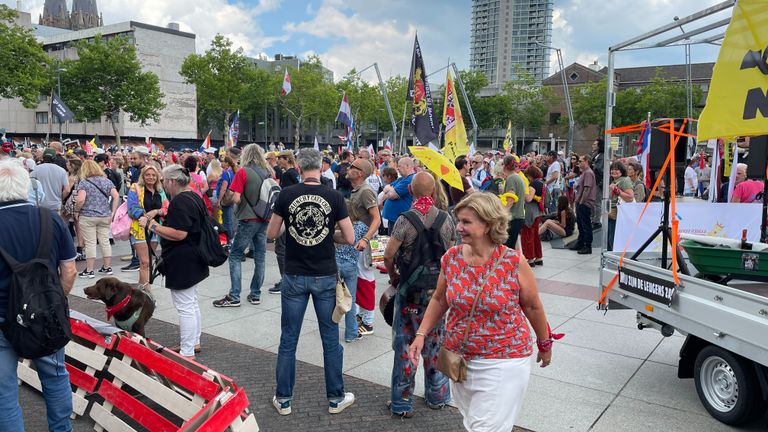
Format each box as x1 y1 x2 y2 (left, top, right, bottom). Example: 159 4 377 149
0 7 197 145
470 0 553 94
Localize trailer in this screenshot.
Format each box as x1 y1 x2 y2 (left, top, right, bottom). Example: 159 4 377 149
600 253 768 425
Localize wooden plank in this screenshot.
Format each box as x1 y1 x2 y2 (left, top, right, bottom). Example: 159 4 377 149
71 391 89 416
65 363 98 393
232 414 260 432
107 359 199 420
116 338 220 399
197 389 250 432
16 361 42 392
90 403 136 432
98 380 178 432
65 341 109 370
177 392 224 432
70 319 116 349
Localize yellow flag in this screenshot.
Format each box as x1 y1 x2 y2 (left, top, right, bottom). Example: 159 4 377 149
441 70 469 163
503 120 512 152
89 138 98 151
698 1 768 140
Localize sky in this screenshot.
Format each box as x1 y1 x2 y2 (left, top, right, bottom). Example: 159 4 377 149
8 0 733 84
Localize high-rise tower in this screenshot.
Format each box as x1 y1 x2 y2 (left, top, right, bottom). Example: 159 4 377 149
470 0 553 87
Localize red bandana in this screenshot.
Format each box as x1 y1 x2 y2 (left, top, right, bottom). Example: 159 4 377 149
105 292 132 320
412 196 434 215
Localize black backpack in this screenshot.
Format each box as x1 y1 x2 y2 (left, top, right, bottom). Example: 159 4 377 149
396 210 449 301
0 208 71 358
190 195 228 268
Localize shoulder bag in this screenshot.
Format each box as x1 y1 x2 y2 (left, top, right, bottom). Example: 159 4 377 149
436 246 507 383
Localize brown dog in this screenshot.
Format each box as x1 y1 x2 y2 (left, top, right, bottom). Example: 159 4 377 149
83 277 155 337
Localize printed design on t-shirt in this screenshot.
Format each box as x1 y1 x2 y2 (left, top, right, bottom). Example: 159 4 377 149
287 194 331 246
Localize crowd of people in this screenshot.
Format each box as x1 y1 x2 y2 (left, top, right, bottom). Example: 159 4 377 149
11 135 697 430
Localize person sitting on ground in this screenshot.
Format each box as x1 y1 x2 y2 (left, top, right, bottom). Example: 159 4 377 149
539 196 575 240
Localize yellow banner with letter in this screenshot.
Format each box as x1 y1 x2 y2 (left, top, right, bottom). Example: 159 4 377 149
698 0 768 140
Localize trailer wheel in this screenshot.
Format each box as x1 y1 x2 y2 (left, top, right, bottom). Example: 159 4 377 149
694 346 765 425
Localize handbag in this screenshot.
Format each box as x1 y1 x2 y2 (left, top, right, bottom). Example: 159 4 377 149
437 248 506 383
379 284 397 326
332 275 353 323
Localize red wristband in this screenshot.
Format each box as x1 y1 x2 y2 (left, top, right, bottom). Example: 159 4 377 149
537 339 553 352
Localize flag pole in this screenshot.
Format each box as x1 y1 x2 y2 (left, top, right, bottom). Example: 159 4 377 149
399 99 408 154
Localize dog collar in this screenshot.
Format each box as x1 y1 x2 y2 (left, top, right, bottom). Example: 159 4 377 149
105 292 132 320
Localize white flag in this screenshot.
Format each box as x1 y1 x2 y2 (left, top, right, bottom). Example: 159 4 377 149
468 142 476 157
367 143 375 157
313 136 319 151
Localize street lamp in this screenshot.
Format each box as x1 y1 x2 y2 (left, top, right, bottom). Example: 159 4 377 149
56 65 66 141
534 40 574 157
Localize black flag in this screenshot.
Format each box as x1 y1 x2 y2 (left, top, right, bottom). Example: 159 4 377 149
51 92 75 122
407 34 438 146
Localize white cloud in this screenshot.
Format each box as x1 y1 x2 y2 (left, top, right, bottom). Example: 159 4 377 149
283 0 417 82
8 0 287 55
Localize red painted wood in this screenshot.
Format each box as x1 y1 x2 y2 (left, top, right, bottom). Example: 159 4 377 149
97 380 178 432
177 388 229 431
69 319 116 349
65 363 98 393
196 388 249 432
115 337 220 399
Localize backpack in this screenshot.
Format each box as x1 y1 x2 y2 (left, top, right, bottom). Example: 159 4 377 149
244 167 281 219
0 208 71 358
111 200 131 241
396 210 449 302
190 195 228 268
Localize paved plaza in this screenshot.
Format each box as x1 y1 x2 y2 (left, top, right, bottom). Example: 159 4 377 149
21 240 768 431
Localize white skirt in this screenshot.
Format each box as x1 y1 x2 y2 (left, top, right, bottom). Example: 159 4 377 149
453 356 532 432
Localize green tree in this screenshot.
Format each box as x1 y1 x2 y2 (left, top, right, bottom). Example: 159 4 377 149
0 5 51 107
280 55 337 148
60 34 164 146
503 68 553 133
180 35 255 137
636 72 704 120
571 77 607 131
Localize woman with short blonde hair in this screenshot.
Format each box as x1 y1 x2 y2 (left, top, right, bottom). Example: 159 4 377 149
409 192 555 431
75 160 119 278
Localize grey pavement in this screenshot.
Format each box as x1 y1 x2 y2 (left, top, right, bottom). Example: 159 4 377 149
22 239 768 431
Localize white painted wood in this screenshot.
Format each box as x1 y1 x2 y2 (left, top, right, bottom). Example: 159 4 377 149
233 414 260 432
16 362 42 391
65 341 108 370
90 403 135 432
107 360 198 419
71 391 89 416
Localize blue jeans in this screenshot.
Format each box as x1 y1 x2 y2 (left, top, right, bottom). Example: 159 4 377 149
221 205 234 243
0 328 72 432
336 259 359 341
390 296 450 414
228 220 268 301
275 274 345 403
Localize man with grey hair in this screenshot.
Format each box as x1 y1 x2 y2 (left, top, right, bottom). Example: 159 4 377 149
267 148 356 416
0 160 76 431
213 144 275 307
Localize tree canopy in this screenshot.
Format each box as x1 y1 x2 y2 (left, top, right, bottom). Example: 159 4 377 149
60 34 165 146
0 5 51 108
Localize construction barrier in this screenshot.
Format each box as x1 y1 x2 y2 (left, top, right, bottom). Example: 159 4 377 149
17 312 259 432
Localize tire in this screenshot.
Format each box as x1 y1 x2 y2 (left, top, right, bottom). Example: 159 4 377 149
693 345 766 425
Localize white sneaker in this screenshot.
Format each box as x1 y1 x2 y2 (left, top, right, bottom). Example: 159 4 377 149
272 396 291 416
328 392 355 414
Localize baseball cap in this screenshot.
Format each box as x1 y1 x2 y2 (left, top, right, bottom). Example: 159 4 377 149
43 148 57 159
351 158 373 178
322 157 332 165
74 148 87 157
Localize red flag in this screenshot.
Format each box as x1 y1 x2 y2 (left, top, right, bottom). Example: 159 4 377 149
281 69 292 96
699 151 705 169
202 131 211 149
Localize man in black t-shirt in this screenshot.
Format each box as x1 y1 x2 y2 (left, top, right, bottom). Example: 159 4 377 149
267 148 356 416
335 151 353 198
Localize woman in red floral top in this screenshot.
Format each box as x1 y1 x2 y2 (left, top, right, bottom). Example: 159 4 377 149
409 192 553 431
